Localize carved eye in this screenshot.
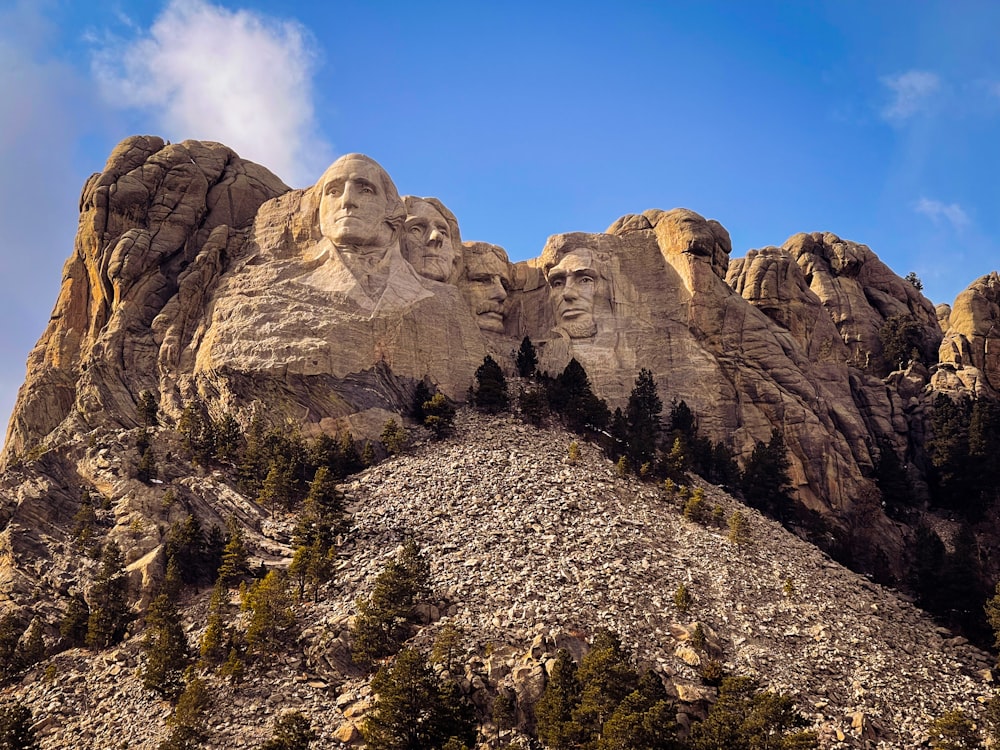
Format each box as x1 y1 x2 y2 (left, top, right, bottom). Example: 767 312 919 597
550 278 565 289
361 184 375 194
579 275 595 284
409 225 423 235
325 182 343 196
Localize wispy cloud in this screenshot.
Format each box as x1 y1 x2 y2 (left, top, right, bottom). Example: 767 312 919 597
880 70 941 121
91 0 331 186
915 198 970 230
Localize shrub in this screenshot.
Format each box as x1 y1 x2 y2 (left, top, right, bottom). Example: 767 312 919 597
728 511 751 547
260 712 317 750
674 583 692 615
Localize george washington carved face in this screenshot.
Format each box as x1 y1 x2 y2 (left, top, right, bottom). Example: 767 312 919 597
318 154 402 254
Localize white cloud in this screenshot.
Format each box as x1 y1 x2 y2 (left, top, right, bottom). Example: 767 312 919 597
915 198 970 230
880 70 941 121
91 0 331 186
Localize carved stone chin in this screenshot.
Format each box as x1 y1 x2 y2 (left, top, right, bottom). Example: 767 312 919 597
560 319 598 339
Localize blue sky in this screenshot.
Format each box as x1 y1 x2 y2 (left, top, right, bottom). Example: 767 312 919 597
2 0 1000 437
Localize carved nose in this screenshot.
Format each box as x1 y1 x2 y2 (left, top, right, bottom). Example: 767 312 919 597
489 279 507 301
341 184 360 208
428 229 444 246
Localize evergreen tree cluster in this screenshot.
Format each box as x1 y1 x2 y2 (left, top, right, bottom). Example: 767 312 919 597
535 630 679 750
362 647 476 750
927 394 1000 518
352 540 431 665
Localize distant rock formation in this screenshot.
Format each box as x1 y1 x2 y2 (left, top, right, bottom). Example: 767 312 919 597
6 137 1000 566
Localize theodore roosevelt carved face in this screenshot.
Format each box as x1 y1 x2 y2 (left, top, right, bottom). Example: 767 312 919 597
402 197 460 282
546 247 599 338
318 154 404 255
460 242 511 333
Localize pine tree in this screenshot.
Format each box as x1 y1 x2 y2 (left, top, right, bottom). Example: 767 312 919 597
199 583 229 667
410 381 433 424
213 412 243 463
625 369 662 471
71 489 98 549
535 648 582 750
740 429 794 522
0 701 40 750
242 571 296 654
258 460 295 517
59 595 89 649
0 615 23 682
159 675 210 750
878 313 926 373
141 590 191 699
430 622 464 674
138 390 159 428
86 542 130 649
137 446 157 483
422 394 456 438
216 520 250 587
492 690 516 745
351 541 430 664
363 648 475 750
927 709 982 750
473 355 510 413
381 419 407 455
688 676 817 750
573 629 640 742
515 336 538 378
518 385 548 426
549 358 610 434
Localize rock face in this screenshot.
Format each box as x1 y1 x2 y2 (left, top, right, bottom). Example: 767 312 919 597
3 136 289 460
934 272 1000 396
3 136 998 562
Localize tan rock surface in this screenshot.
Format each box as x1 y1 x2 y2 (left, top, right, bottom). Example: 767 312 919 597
3 136 288 462
2 136 996 573
933 272 1000 396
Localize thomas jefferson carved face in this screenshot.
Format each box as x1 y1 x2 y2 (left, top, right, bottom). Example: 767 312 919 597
547 248 599 338
402 198 459 282
319 156 397 253
461 244 511 333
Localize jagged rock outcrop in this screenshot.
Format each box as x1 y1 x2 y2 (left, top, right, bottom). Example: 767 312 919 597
782 232 941 374
934 272 1000 396
3 136 289 461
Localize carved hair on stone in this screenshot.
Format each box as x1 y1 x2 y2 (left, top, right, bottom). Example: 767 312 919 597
459 241 512 334
401 196 462 284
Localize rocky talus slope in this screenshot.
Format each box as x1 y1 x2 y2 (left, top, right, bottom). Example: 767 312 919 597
0 411 992 749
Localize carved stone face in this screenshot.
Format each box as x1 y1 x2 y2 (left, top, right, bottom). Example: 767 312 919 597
319 157 394 252
463 249 511 333
403 200 457 282
547 248 599 338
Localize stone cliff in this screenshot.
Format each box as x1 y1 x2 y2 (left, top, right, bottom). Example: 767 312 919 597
4 137 1000 570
